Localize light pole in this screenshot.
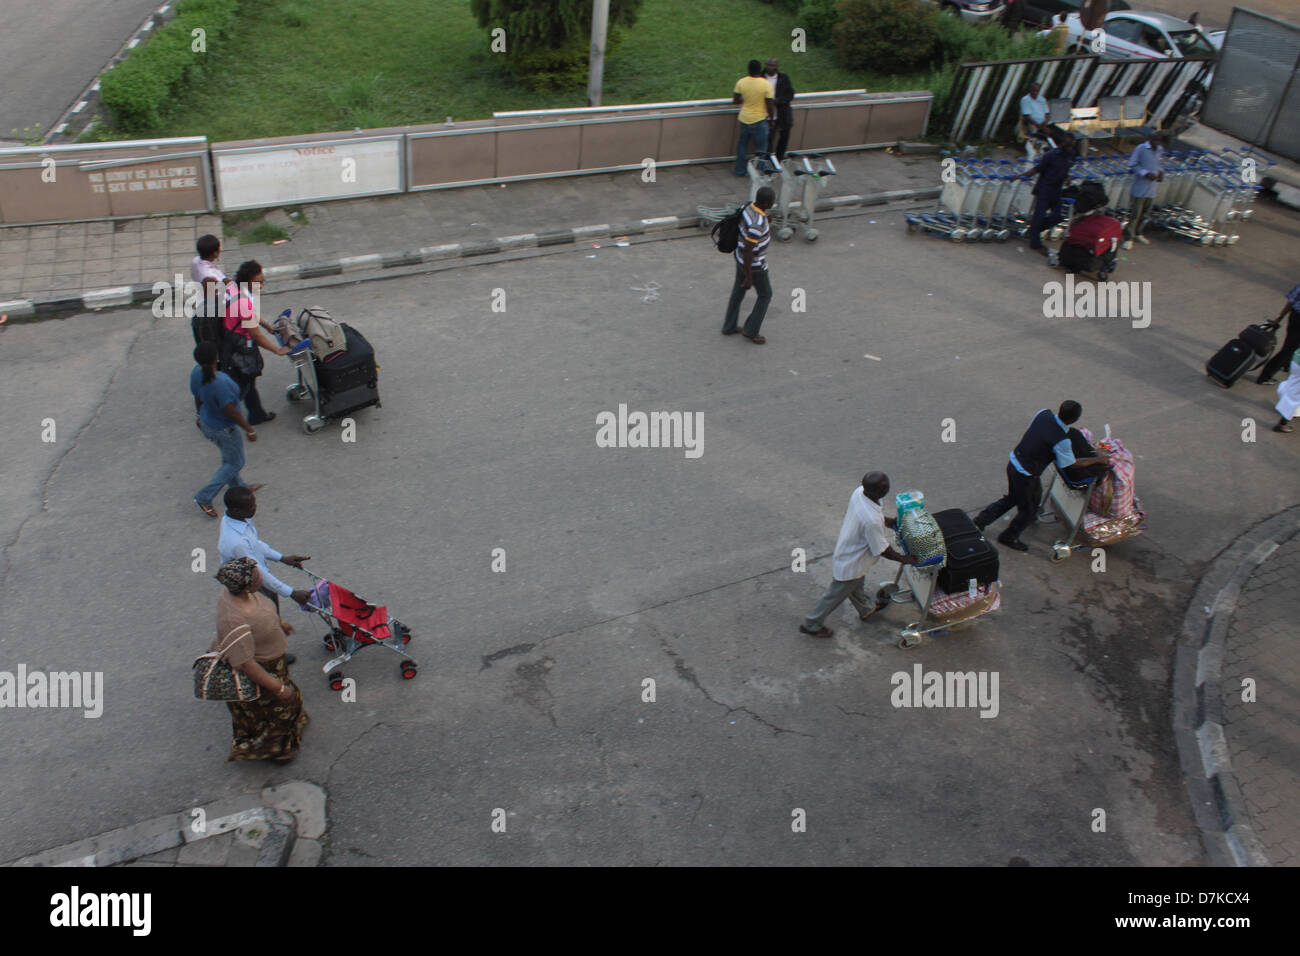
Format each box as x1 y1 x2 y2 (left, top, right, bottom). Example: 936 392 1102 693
587 0 610 107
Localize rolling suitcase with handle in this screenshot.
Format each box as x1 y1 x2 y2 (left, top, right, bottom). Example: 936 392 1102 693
1206 321 1277 389
931 508 999 593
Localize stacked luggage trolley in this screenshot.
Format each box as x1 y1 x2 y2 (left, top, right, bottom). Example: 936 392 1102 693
903 145 1272 250
875 493 1001 649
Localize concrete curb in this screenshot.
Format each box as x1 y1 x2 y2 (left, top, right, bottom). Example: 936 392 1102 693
4 780 326 867
1172 504 1300 867
0 186 941 320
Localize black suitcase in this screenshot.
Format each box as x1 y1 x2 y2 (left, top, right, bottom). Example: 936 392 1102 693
1238 322 1277 358
314 323 379 416
931 508 1000 593
1206 338 1258 388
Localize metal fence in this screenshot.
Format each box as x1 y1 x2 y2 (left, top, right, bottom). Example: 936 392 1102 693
1202 7 1300 162
943 54 1214 144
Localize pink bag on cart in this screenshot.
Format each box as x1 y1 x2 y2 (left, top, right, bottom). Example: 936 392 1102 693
1082 428 1137 518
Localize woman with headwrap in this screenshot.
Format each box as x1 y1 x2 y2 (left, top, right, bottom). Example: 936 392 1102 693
212 556 309 761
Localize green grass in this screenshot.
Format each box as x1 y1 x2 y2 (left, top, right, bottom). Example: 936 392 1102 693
238 222 290 244
112 0 941 142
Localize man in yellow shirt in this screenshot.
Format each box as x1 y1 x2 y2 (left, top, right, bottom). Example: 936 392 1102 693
733 59 775 177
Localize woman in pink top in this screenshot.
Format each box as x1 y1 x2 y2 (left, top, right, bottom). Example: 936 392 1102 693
224 259 290 425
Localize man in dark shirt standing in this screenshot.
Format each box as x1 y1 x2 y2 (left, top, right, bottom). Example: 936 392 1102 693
764 58 796 161
1021 132 1076 256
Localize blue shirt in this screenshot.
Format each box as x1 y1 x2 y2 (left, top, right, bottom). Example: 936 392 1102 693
218 516 293 598
1020 93 1048 125
1010 412 1076 476
190 366 242 429
1286 282 1300 311
1128 142 1163 199
1032 147 1073 195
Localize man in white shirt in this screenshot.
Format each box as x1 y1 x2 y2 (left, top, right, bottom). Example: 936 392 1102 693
218 487 311 612
800 472 917 639
1019 82 1050 158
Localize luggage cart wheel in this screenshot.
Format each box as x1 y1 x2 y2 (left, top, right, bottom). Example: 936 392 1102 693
899 627 922 649
777 226 794 242
400 661 418 680
1051 544 1071 563
906 221 919 234
328 671 345 691
285 384 309 402
804 228 818 243
302 414 327 434
1097 270 1110 280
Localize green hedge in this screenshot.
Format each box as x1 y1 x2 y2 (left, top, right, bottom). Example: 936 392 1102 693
99 0 240 134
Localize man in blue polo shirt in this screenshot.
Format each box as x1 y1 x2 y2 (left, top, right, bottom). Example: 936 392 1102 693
974 401 1111 552
1020 132 1077 256
1123 131 1165 248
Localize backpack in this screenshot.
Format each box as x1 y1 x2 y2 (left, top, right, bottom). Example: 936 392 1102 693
710 205 747 254
296 307 348 361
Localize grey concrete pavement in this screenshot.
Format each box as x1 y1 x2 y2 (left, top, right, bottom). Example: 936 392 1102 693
1220 515 1300 864
0 0 163 140
0 148 940 307
1 194 1296 864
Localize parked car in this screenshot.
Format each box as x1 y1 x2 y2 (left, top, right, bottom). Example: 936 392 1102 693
1044 11 1218 59
920 0 1006 25
1021 0 1130 32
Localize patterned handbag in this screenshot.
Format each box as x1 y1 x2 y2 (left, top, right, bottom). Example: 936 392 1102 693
193 625 261 701
898 508 947 568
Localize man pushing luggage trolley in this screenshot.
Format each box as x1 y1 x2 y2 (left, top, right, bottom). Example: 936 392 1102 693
974 402 1111 554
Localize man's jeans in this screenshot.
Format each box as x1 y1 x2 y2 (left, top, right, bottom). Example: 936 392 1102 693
723 262 772 337
735 120 769 176
196 423 247 506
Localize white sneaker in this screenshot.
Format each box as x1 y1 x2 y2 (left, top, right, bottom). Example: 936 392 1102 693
1136 236 1149 245
1122 240 1133 250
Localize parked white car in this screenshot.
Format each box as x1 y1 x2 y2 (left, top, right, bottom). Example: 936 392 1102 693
1043 11 1218 59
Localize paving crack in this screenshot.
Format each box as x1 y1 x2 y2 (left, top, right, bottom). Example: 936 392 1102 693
479 642 537 672
662 640 812 738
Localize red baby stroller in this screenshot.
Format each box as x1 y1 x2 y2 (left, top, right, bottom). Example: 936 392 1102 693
298 569 417 688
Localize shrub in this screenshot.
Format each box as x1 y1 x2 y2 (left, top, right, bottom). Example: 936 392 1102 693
99 0 240 134
832 0 940 73
798 0 840 45
755 0 802 11
469 0 643 91
931 12 1056 65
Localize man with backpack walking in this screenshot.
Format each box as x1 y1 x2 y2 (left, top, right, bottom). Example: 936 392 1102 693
719 186 776 344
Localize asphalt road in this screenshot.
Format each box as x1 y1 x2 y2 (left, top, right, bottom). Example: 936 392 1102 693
0 0 160 140
2 196 1296 865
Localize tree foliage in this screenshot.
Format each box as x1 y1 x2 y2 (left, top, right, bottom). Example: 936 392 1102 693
469 0 645 53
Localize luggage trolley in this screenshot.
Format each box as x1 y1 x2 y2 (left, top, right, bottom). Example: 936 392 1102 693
875 533 1001 649
277 308 382 434
1037 428 1146 562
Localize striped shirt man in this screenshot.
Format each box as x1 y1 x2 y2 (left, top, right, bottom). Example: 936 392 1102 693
734 202 771 269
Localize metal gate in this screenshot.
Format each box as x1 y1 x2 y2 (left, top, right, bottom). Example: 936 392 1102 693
1202 7 1300 161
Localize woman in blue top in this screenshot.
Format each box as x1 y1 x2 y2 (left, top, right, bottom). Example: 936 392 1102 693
190 341 261 517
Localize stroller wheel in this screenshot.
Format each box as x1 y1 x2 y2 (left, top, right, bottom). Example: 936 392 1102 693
402 631 412 644
322 633 338 652
400 661 418 680
328 671 345 691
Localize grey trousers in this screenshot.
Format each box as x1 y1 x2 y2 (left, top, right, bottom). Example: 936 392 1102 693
803 576 873 629
1124 196 1153 240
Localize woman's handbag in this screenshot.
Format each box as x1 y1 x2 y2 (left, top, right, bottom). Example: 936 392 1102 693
193 625 261 701
221 326 264 378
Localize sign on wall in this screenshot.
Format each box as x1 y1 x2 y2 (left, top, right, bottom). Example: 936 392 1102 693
213 136 403 210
